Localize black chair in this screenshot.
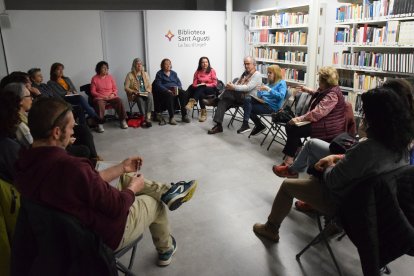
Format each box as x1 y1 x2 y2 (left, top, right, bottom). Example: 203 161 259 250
114 235 143 276
11 198 142 276
80 84 117 120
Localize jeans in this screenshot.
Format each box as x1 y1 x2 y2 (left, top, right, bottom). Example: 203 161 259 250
290 138 330 173
65 94 98 125
213 90 245 124
243 97 273 126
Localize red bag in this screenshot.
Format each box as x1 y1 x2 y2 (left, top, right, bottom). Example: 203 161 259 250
127 115 144 128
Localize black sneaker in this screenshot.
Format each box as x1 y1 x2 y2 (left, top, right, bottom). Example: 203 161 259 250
237 124 251 134
161 180 197 211
251 124 266 136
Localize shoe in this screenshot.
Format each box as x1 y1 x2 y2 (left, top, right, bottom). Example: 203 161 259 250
97 124 104 133
199 109 207 122
182 115 191 123
237 124 251 134
272 165 299 178
158 236 177 266
253 223 279 242
294 200 315 212
161 180 198 211
207 124 223 134
155 113 162 122
169 118 177 125
120 120 128 129
146 121 152 128
202 98 218 107
250 124 266 136
185 98 196 111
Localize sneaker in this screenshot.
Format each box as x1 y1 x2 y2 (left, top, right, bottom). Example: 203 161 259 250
253 223 279 242
169 118 177 125
272 165 298 178
207 124 223 135
158 236 177 266
182 115 191 123
120 120 128 129
237 124 251 134
97 124 104 133
161 180 198 211
250 124 266 136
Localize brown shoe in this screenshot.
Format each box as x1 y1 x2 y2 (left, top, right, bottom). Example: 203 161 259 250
253 223 279 242
207 124 223 134
199 109 207 122
185 98 197 111
202 98 218 107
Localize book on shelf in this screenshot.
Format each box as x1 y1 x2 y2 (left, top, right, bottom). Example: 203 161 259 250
398 21 414 45
249 11 309 29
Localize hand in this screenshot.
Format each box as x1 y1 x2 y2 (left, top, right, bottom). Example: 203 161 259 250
298 85 313 94
30 87 41 96
259 85 268 91
109 93 115 98
288 117 300 125
314 155 342 172
225 82 235 90
127 173 145 194
69 137 76 145
122 156 143 173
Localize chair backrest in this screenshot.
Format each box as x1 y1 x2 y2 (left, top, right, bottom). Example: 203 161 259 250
216 80 225 95
293 92 312 116
339 166 414 276
11 198 117 276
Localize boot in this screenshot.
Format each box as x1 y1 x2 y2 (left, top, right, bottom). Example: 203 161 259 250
185 98 197 111
199 109 207 122
253 222 280 242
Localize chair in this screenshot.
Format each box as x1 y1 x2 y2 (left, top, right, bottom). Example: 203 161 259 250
191 80 225 119
11 198 142 276
224 78 245 128
114 235 143 276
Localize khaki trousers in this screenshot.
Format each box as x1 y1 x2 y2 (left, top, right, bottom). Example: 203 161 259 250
116 175 172 253
268 176 336 226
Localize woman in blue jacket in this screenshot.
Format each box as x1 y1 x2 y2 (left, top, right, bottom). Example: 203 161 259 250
246 65 287 136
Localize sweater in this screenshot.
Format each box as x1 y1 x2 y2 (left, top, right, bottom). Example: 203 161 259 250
15 113 32 149
233 71 262 97
124 71 152 102
90 74 118 99
47 76 77 99
154 70 182 92
14 147 135 250
192 69 218 88
257 80 287 111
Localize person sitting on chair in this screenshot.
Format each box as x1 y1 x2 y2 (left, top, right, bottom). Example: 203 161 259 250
185 56 218 123
280 67 346 167
124 58 154 128
47 63 99 126
253 85 414 242
207 56 262 135
27 68 55 98
152 58 190 125
247 65 287 136
14 97 198 266
91 61 128 132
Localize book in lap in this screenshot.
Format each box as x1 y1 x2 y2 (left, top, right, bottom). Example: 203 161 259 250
294 120 311 126
137 92 149 97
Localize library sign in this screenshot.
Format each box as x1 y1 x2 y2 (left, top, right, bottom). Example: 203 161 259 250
164 29 211 48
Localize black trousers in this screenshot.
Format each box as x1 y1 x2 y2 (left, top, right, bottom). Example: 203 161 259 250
188 86 217 109
282 123 312 157
70 124 98 158
153 86 189 118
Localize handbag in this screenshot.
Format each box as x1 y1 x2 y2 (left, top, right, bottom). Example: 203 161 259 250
329 132 359 154
271 105 295 123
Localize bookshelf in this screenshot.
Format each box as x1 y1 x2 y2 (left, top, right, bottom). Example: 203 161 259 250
248 3 322 88
333 0 414 113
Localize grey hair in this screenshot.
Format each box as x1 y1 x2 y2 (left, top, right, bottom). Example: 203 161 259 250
3 82 26 99
132 58 144 72
244 56 256 65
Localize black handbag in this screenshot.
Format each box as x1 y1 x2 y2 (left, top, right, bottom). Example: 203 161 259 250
329 132 359 154
271 105 295 123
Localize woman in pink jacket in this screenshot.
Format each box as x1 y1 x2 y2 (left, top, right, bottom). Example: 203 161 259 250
91 61 128 132
185 57 218 122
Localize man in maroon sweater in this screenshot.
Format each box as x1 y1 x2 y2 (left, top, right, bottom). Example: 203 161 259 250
14 97 197 266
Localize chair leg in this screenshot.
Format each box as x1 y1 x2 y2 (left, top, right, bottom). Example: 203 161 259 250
128 244 138 269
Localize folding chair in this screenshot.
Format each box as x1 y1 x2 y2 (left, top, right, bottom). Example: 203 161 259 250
114 235 143 276
80 84 116 120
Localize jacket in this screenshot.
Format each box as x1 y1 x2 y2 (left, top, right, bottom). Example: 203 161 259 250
339 166 414 276
257 80 287 111
47 76 77 98
124 71 152 102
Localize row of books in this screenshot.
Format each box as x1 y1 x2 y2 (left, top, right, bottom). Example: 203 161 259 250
333 51 414 73
334 21 406 45
249 30 307 45
336 0 414 22
249 12 309 28
256 64 307 83
250 48 307 64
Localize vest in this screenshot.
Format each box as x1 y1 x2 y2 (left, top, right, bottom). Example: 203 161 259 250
310 85 346 142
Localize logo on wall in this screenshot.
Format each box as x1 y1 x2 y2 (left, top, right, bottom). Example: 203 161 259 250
165 30 175 41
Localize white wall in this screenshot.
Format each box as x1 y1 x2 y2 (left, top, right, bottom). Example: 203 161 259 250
1 10 103 88
145 10 226 87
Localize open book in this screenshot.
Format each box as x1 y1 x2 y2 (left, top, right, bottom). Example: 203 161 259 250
293 120 311 127
136 92 149 97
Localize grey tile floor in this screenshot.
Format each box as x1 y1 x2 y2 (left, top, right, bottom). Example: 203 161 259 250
93 113 413 276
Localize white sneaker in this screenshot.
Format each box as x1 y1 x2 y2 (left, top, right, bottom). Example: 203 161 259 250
120 120 128 129
97 124 104 133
